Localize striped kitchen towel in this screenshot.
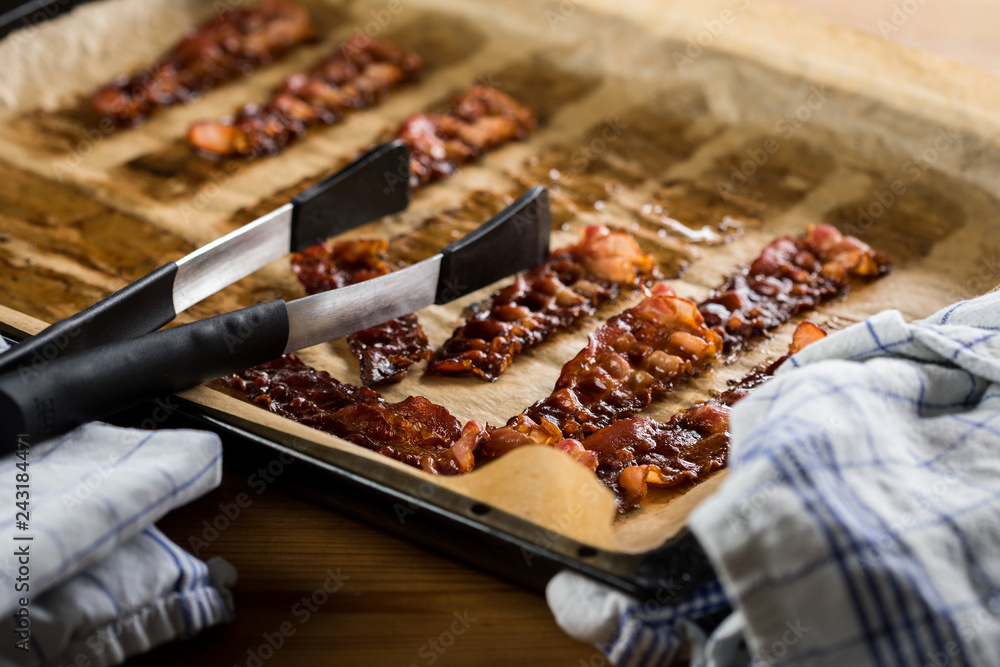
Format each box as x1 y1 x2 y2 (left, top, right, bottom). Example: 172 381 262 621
692 289 1000 667
549 288 1000 666
0 342 233 667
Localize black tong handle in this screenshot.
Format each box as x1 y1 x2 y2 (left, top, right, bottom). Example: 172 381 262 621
435 187 551 303
0 301 290 449
0 264 179 378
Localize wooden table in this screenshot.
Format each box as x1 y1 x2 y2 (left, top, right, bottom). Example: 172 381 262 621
130 3 998 666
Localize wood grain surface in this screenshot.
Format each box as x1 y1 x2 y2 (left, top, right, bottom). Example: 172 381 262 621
0 1 989 666
125 3 1000 666
129 464 600 667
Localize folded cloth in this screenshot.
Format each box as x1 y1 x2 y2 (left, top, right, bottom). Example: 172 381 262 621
0 526 236 667
547 574 737 666
548 289 1000 666
691 290 1000 666
0 341 234 667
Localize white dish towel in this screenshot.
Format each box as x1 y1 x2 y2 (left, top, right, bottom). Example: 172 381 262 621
0 339 235 667
549 289 1000 666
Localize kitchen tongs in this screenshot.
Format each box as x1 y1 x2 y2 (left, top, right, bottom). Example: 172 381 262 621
0 141 413 378
0 187 552 449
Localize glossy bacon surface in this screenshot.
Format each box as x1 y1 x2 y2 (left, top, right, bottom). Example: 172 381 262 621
188 35 420 157
427 225 661 381
223 354 480 475
398 86 536 188
478 224 885 500
90 0 315 126
580 322 827 511
484 285 722 456
292 238 393 291
292 239 431 386
699 224 890 355
347 314 431 387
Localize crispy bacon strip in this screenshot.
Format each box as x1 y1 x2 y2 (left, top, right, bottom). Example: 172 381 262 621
398 86 536 188
484 284 722 456
481 225 886 471
292 239 431 386
188 35 420 157
700 224 890 355
576 322 827 511
90 0 315 126
223 354 483 475
427 225 661 381
292 237 393 291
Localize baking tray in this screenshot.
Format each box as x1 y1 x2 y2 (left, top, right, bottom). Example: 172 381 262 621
0 332 715 604
1 0 999 601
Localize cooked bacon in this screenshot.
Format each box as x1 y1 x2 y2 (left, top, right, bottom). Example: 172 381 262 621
90 1 315 126
483 284 722 456
346 314 431 387
187 35 420 157
223 223 884 514
223 354 476 474
478 225 886 505
292 238 393 291
699 224 890 355
580 322 827 511
398 86 536 188
427 225 661 381
786 319 828 353
292 239 431 386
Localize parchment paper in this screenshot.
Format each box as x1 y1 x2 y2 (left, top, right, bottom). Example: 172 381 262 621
1 0 999 554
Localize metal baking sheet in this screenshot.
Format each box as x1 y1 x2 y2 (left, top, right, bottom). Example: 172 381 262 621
1 0 999 597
